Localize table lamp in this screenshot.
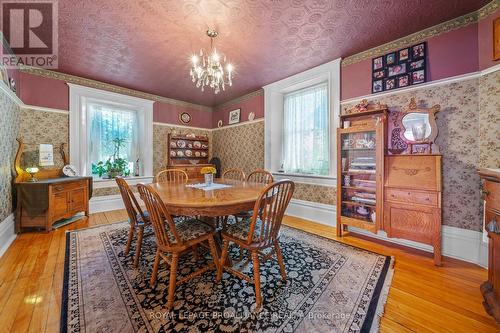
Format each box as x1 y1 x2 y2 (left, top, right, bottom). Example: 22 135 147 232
26 167 39 182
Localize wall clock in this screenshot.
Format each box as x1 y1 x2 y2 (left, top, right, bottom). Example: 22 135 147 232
179 112 191 124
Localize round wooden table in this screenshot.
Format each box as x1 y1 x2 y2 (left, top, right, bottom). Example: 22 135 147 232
148 179 266 217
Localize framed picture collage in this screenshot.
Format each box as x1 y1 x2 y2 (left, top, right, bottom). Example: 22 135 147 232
372 42 427 93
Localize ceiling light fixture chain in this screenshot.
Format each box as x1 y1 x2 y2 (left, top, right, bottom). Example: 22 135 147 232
190 29 233 94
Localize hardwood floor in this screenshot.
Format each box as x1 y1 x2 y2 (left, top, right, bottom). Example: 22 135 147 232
0 211 497 332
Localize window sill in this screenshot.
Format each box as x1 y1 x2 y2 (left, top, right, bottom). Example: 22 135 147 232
92 175 154 189
272 172 336 187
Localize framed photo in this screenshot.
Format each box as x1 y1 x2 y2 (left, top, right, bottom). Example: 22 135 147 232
411 69 426 84
411 42 426 59
409 59 425 70
387 63 407 77
228 108 241 125
385 52 396 65
397 74 410 88
178 112 191 124
373 70 385 79
494 17 500 60
384 78 396 90
372 79 383 93
372 56 383 70
398 47 410 62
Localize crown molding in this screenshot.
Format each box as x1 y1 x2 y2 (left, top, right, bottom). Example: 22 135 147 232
341 0 499 67
19 65 213 112
214 89 264 110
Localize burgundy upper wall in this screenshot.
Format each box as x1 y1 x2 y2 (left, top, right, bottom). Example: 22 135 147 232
212 91 264 128
478 10 500 70
153 103 212 128
19 72 70 110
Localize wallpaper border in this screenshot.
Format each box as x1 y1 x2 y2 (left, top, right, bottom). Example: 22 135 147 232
341 0 499 66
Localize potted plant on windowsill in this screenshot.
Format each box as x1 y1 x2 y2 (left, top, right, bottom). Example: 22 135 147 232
92 137 131 179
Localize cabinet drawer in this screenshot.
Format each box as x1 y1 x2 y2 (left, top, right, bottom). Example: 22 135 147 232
51 180 87 193
386 188 438 206
70 189 87 212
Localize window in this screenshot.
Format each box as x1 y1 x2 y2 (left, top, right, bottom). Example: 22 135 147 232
264 58 340 185
69 84 153 187
282 83 329 175
88 102 138 177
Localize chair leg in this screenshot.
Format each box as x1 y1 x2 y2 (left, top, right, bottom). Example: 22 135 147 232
125 223 134 255
192 244 200 260
274 240 287 281
251 251 262 311
166 253 179 311
150 248 160 287
208 236 221 274
216 239 230 282
133 225 144 267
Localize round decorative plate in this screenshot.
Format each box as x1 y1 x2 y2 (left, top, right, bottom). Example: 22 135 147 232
201 152 207 157
170 141 177 148
194 151 201 157
193 141 201 149
170 150 176 157
62 165 78 177
177 140 186 148
176 151 185 157
185 150 193 157
248 112 255 121
217 120 223 128
179 112 191 124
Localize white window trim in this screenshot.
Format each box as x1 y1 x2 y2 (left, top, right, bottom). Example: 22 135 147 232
68 83 154 187
263 58 341 186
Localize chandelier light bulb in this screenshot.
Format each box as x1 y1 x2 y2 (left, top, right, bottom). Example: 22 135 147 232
191 55 199 64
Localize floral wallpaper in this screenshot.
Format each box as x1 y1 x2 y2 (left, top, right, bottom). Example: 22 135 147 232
479 70 500 168
212 120 336 205
343 77 485 231
0 89 20 223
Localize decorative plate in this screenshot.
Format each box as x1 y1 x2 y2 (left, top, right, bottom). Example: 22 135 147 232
170 150 176 157
179 112 191 124
62 165 78 177
177 140 186 148
188 143 193 148
185 150 193 157
248 112 255 121
217 120 223 128
170 141 177 148
201 152 207 157
189 159 199 165
176 150 185 157
202 144 208 149
194 151 201 157
193 141 201 149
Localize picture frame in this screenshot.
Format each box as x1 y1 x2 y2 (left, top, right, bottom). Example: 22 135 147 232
411 69 426 84
228 108 241 125
409 59 425 70
372 56 384 70
387 63 407 77
385 52 396 65
384 78 396 90
178 112 191 124
494 17 500 61
397 74 410 88
411 42 426 59
0 66 8 86
372 79 383 93
398 47 410 62
373 70 385 79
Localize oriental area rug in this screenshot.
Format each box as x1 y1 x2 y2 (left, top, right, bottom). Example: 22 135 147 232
61 222 394 333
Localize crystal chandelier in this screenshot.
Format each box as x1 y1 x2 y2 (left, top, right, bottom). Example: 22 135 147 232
190 29 233 94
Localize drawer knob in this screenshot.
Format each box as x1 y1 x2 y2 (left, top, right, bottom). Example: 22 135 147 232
54 186 64 191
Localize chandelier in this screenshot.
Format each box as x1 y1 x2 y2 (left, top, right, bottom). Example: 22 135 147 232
190 29 233 94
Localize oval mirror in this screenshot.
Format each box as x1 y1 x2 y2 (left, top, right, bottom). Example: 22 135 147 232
402 113 431 142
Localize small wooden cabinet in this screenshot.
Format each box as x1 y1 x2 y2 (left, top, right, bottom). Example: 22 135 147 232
479 168 500 322
384 155 442 265
16 178 91 232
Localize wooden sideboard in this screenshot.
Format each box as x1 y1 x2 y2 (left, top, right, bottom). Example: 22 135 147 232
479 168 500 322
167 133 212 179
16 177 91 232
384 155 442 265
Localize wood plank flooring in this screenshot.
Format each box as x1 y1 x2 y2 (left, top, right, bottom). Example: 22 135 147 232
0 211 497 332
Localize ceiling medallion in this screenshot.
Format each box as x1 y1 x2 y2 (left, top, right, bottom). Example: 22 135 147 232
190 29 233 94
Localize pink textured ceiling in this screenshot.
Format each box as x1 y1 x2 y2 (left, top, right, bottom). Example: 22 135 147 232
55 0 489 106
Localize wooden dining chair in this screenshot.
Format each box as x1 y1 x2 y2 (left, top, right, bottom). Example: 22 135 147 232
216 180 295 311
222 168 246 181
137 183 221 310
247 169 274 184
155 169 188 183
116 177 150 267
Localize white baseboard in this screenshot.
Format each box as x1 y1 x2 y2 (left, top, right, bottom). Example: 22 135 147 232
286 199 488 267
0 214 17 258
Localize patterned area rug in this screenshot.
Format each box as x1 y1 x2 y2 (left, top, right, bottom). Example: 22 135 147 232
62 222 394 333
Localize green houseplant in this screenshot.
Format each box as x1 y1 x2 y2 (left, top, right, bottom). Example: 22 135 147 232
92 137 131 178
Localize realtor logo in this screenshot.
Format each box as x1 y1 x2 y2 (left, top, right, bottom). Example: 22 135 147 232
1 0 58 68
